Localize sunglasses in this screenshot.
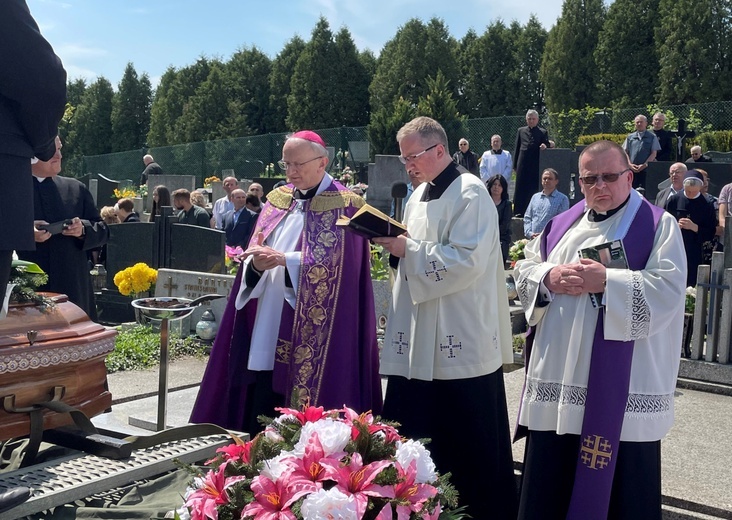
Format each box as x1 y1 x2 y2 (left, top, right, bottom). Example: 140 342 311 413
578 169 630 186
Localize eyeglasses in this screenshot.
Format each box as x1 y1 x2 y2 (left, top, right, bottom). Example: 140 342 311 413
278 156 323 171
459 142 468 147
578 169 631 186
399 144 439 164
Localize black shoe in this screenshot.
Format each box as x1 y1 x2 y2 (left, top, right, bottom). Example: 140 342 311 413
0 486 31 514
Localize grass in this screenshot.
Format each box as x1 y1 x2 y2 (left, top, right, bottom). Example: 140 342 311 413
106 325 209 373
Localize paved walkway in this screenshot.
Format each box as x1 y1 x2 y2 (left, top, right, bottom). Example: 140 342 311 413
95 358 732 519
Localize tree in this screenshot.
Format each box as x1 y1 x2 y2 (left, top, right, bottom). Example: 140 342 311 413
225 47 273 135
540 0 606 111
369 18 459 115
71 77 114 156
287 17 340 129
416 71 466 151
332 27 371 126
512 16 548 113
177 64 232 142
269 36 306 133
59 78 87 174
111 62 152 151
367 97 415 156
147 67 178 147
595 0 660 108
656 0 732 104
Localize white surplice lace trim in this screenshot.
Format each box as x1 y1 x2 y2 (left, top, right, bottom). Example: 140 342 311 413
624 271 651 340
524 378 673 419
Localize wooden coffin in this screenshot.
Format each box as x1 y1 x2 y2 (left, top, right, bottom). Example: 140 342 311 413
0 294 116 441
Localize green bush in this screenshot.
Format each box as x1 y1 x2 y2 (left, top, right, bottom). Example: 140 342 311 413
577 133 627 146
106 325 209 373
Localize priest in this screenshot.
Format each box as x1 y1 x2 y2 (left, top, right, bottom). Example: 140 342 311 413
514 140 686 519
190 131 382 434
374 117 517 518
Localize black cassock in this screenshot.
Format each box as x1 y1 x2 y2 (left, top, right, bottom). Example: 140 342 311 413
17 176 108 320
513 125 550 216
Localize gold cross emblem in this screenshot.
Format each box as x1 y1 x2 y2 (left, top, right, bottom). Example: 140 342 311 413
580 434 613 470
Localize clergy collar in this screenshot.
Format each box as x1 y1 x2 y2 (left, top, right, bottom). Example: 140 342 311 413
294 173 332 200
33 175 54 182
422 162 461 202
587 195 631 222
491 149 503 154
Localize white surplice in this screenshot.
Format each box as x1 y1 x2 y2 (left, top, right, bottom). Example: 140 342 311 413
380 173 514 381
234 174 332 371
514 202 687 441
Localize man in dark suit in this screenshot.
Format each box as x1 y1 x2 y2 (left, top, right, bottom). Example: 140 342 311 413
513 109 552 216
0 0 66 310
222 189 257 247
17 137 108 320
654 162 687 209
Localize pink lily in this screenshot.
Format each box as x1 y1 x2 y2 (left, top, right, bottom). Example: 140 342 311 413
283 433 336 486
275 405 329 425
392 461 438 519
211 441 252 465
185 463 245 520
241 474 313 519
225 245 244 261
342 407 401 443
320 452 395 517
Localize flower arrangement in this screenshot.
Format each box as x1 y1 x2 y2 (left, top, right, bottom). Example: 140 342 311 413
685 286 696 315
508 239 530 267
8 260 55 309
205 176 222 188
138 184 148 198
225 245 244 275
172 405 466 520
113 187 138 199
113 262 157 297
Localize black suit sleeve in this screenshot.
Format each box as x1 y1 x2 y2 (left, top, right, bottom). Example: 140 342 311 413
0 0 66 160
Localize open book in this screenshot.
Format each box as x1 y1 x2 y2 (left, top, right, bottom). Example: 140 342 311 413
578 240 628 308
336 203 407 239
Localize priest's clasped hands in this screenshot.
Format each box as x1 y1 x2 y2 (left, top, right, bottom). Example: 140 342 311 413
545 258 606 296
242 232 287 272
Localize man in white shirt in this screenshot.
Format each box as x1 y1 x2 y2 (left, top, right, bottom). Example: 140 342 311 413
374 117 516 518
480 134 513 183
654 162 687 209
212 176 238 229
514 140 686 520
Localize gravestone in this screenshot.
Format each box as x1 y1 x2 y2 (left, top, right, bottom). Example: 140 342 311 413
538 148 582 207
155 268 235 335
169 224 226 274
210 181 225 207
348 141 370 164
708 151 732 164
145 175 197 212
368 155 409 215
88 178 99 206
97 174 121 210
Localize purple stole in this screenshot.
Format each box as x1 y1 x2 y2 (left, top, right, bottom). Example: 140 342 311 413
533 197 664 519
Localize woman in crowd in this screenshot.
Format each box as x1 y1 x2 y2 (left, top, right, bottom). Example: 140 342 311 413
666 170 718 286
149 185 171 223
486 174 512 263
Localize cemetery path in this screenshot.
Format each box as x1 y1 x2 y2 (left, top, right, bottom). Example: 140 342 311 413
106 356 208 403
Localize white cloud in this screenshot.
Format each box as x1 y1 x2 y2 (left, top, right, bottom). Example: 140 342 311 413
57 43 108 58
64 63 100 83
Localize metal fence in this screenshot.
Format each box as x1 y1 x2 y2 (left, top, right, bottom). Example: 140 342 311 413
81 101 732 183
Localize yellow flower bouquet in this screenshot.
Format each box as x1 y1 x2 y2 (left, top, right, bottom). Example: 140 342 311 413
113 263 157 297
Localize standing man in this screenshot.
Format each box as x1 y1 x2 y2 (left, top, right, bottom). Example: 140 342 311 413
172 189 210 228
17 137 108 321
452 138 479 176
622 114 661 189
222 189 257 247
523 168 570 238
480 134 513 183
654 162 687 209
514 140 686 519
139 154 162 185
247 182 265 205
191 130 382 434
514 109 552 216
0 0 66 311
212 176 237 229
374 117 517 518
651 112 673 162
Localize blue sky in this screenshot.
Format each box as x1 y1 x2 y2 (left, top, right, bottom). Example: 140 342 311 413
27 0 564 89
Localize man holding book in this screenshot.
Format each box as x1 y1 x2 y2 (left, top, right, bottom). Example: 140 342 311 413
191 130 382 434
514 140 686 519
373 117 517 517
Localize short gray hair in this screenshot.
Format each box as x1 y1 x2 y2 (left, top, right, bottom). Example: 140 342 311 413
397 117 449 151
526 109 539 118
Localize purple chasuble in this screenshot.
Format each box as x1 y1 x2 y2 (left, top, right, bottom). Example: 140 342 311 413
520 198 664 519
190 181 382 430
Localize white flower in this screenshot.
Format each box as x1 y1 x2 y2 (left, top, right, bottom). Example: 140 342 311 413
260 452 293 481
395 439 438 484
301 487 359 519
164 506 190 520
263 425 284 442
293 418 351 458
